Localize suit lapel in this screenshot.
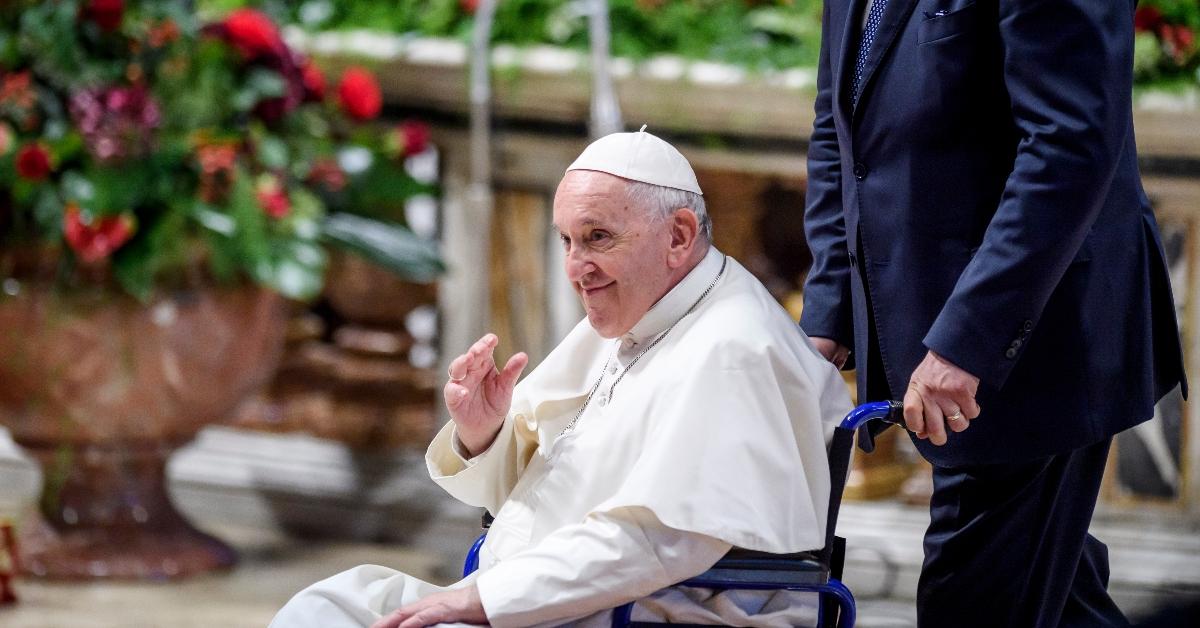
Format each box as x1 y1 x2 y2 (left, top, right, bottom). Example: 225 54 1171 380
851 0 921 113
834 0 867 119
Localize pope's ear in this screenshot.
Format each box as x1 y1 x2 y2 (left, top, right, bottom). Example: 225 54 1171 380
667 207 701 268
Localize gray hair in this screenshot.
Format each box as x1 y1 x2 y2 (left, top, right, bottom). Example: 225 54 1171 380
623 180 712 241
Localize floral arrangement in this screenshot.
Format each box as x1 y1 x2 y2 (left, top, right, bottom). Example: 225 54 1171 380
0 0 442 301
1134 1 1200 87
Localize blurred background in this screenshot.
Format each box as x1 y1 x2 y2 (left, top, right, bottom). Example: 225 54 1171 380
0 1 1198 626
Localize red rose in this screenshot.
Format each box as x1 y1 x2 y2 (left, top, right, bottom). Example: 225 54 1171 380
15 143 52 181
300 59 326 102
64 204 136 263
81 0 124 32
392 120 431 158
1162 24 1197 64
1135 6 1164 34
337 67 382 122
223 8 284 60
255 176 290 219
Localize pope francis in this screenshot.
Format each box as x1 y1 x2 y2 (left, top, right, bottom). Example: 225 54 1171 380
270 129 853 627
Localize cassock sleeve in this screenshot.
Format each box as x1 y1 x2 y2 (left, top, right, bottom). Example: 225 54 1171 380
426 412 535 515
475 506 730 628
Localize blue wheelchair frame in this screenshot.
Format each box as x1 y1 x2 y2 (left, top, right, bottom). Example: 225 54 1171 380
462 400 904 628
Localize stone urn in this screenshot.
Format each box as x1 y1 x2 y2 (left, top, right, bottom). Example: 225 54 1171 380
0 283 287 579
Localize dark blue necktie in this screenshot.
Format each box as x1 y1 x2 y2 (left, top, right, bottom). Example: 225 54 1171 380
851 0 889 105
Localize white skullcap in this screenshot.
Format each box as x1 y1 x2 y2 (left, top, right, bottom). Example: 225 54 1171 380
566 125 703 195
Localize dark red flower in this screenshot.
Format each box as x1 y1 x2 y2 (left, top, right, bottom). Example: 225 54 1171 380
1135 6 1164 34
81 0 124 32
307 159 346 191
460 0 480 14
337 67 382 122
256 176 290 219
64 204 136 263
223 8 285 60
15 143 52 181
300 59 326 102
391 120 431 158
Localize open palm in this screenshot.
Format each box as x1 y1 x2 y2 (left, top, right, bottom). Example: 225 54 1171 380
445 333 528 456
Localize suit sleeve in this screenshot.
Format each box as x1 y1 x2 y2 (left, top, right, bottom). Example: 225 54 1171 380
923 0 1133 388
475 507 730 628
800 0 855 353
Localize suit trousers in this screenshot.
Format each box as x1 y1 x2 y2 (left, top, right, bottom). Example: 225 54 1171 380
917 437 1127 628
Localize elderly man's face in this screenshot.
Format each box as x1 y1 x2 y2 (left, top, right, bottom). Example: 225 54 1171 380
553 170 676 338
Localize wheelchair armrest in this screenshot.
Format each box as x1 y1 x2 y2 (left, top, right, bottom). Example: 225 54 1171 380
680 547 831 589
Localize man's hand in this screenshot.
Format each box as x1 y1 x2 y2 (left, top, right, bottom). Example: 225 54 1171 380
446 333 528 457
371 586 487 628
903 351 981 446
810 336 851 369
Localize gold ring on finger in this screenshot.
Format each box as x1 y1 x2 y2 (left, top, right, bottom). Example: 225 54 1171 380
947 410 965 422
447 365 466 383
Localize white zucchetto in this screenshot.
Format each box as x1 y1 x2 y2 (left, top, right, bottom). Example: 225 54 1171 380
566 125 703 195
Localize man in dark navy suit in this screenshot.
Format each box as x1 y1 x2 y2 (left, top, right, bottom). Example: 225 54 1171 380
800 1 1187 626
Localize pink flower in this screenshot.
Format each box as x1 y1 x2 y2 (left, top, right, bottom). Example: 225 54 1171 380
69 85 161 162
337 67 382 122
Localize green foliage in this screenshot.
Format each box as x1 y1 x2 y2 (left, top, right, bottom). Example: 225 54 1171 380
204 0 825 71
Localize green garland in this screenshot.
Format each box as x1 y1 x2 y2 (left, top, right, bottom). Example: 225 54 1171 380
204 0 1199 88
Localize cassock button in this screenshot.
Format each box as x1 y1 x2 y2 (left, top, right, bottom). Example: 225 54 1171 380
853 162 867 180
620 336 636 350
1005 348 1018 359
597 394 609 407
607 363 618 375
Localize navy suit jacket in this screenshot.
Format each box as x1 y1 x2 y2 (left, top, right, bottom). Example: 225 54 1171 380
800 0 1187 466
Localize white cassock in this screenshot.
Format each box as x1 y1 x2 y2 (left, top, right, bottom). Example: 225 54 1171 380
271 247 853 627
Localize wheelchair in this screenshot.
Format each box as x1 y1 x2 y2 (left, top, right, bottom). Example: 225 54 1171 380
462 400 905 628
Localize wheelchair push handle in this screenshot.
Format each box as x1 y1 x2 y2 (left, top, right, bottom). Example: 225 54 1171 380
839 400 905 431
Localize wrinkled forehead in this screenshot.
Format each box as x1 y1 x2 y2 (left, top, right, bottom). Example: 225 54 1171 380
552 170 639 230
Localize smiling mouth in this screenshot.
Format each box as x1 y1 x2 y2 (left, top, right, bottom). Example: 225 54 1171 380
581 282 614 297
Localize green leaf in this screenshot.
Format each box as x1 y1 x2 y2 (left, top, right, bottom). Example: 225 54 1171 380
257 135 290 170
320 212 444 283
190 201 238 236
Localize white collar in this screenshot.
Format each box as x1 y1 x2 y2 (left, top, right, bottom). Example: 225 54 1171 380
619 246 724 353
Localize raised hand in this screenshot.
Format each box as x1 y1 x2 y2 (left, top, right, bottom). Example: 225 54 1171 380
445 333 528 457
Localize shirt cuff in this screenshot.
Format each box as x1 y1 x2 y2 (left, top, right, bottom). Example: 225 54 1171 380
451 425 499 468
